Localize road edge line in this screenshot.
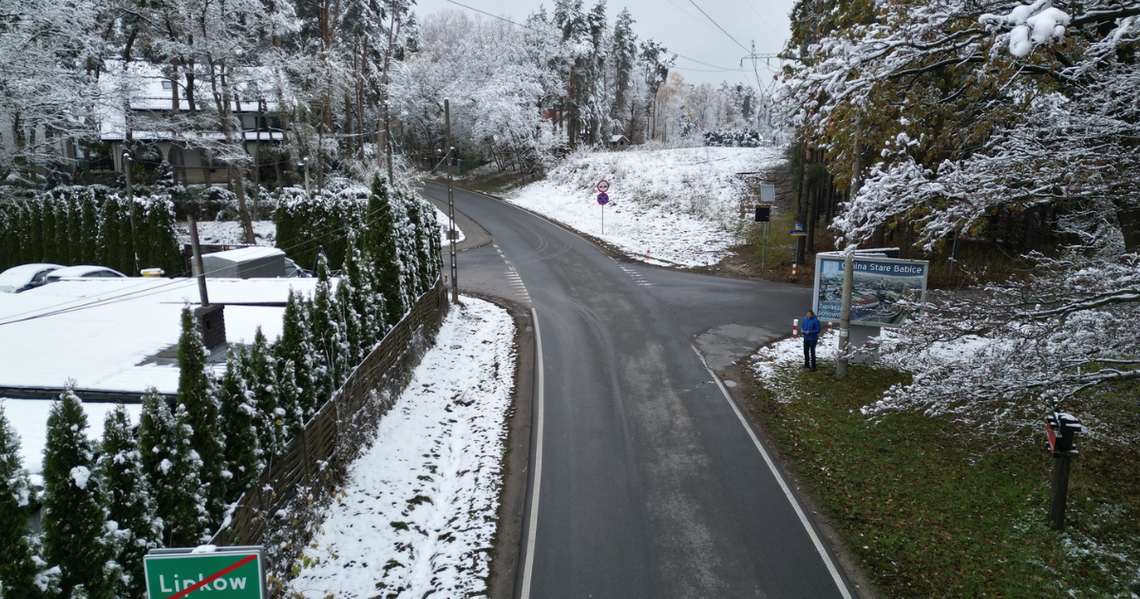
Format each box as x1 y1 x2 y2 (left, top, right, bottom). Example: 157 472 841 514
519 308 544 599
692 345 854 599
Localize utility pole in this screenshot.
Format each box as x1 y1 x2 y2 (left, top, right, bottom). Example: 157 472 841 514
445 99 458 303
188 215 210 306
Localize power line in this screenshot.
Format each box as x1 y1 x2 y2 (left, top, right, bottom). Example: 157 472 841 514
687 0 752 55
741 0 783 38
673 52 739 71
442 0 549 35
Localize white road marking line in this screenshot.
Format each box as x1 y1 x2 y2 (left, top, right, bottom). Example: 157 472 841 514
520 309 545 599
692 345 854 599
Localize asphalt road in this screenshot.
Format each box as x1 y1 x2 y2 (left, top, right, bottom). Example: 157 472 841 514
423 181 855 599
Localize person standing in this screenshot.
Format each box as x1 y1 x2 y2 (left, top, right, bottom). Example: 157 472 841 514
802 310 821 371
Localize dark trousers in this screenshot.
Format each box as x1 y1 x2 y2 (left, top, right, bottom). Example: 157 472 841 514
803 338 817 368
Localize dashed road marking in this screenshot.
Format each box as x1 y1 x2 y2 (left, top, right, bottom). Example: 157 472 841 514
619 265 652 287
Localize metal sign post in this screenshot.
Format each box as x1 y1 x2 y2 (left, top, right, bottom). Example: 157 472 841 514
597 191 609 235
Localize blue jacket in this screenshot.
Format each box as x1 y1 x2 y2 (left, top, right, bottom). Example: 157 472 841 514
802 316 822 341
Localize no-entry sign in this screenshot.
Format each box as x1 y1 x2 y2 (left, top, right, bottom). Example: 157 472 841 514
144 547 265 599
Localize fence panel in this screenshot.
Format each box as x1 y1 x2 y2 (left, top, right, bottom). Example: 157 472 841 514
211 279 447 548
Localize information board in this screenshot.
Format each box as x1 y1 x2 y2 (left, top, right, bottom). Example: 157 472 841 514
813 252 929 327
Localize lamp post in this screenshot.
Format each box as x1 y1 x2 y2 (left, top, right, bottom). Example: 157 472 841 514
124 150 139 274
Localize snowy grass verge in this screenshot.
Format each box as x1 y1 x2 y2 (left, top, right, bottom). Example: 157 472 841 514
287 297 515 598
745 336 1140 597
504 146 783 267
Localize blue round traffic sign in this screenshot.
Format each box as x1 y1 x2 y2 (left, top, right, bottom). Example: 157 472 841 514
597 192 609 205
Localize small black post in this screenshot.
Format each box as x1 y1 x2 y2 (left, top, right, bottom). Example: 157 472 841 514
1046 412 1083 530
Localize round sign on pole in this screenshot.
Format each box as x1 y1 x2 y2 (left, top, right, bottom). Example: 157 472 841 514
597 179 610 193
597 192 610 205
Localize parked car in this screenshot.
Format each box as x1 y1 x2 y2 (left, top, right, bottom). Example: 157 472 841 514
44 265 127 282
0 263 65 293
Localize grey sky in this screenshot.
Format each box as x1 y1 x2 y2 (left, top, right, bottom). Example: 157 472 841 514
411 0 797 90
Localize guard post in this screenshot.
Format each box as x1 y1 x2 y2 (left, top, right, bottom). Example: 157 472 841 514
1045 412 1083 530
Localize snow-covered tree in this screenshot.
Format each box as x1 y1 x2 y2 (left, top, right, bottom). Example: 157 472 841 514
310 251 347 400
174 306 226 522
138 389 208 547
0 406 42 599
41 387 116 599
245 328 283 460
277 289 318 421
218 348 260 503
365 175 405 326
0 0 103 183
783 0 1140 434
276 359 304 439
97 404 160 599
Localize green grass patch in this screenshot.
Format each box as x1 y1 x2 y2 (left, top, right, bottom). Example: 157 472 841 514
745 363 1140 598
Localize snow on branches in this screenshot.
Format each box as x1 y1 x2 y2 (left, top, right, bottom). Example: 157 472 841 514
980 0 1071 57
783 0 1140 429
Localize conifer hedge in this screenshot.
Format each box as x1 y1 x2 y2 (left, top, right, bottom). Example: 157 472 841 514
0 186 182 276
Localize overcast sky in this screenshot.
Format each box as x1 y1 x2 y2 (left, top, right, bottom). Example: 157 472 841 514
411 0 797 90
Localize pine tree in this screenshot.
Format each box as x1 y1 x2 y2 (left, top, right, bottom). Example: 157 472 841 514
309 252 346 401
0 406 42 599
145 197 182 276
41 199 58 264
42 386 116 599
277 289 318 421
245 328 283 460
276 359 304 439
29 201 44 263
365 175 404 326
218 349 260 504
338 238 366 365
174 306 226 524
97 404 160 599
403 193 432 298
98 197 121 272
138 389 208 547
67 193 82 265
79 191 99 265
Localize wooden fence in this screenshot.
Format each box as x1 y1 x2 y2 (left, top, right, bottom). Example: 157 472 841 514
211 279 448 548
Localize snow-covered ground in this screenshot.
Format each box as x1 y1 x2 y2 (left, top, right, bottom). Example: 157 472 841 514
0 277 321 393
176 220 277 247
505 146 783 267
290 297 514 598
749 329 841 401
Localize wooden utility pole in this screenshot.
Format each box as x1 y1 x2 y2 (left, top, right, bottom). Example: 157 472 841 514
188 215 210 306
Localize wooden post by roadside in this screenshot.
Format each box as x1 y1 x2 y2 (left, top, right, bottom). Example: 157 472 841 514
1046 412 1083 529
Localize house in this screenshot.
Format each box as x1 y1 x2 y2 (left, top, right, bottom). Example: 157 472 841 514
608 134 630 151
95 62 287 186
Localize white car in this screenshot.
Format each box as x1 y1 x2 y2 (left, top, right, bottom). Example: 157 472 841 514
44 265 127 282
0 263 65 293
